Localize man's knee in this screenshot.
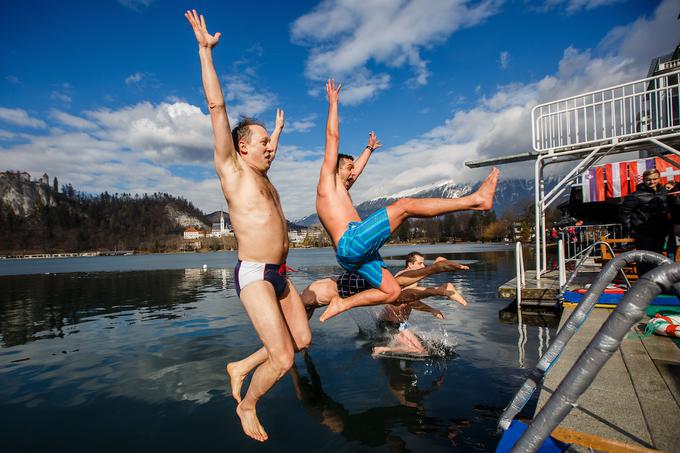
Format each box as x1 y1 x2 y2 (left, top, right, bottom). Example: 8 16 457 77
390 198 411 216
295 329 312 351
382 282 401 304
270 348 295 377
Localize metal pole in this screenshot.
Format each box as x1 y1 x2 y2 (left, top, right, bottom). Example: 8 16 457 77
512 262 680 452
557 239 566 290
498 250 672 432
535 157 543 280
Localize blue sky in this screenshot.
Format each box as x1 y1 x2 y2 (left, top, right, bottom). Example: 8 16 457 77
1 0 677 219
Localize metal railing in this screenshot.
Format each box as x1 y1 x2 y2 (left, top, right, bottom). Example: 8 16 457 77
498 250 678 450
532 70 680 152
555 223 624 261
515 242 526 307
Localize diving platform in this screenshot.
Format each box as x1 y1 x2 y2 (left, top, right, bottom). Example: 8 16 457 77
498 259 602 303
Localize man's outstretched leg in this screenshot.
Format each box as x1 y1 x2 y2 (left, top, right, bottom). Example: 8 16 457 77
228 279 312 403
235 282 296 442
386 168 499 232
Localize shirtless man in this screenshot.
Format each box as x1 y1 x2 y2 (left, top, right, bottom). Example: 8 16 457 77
317 79 499 322
372 253 469 357
300 257 468 317
185 10 310 442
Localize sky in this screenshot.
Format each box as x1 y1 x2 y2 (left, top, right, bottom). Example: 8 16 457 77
1 0 678 220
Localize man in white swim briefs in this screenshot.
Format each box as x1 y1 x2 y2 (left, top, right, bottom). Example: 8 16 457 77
185 10 310 442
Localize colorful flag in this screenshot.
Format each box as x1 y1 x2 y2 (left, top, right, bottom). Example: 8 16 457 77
655 154 680 185
582 166 605 202
605 162 629 199
628 158 655 192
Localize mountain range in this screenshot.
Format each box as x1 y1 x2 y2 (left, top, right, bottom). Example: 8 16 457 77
293 177 561 227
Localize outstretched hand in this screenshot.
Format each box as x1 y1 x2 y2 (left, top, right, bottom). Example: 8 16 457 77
184 9 221 48
275 109 285 130
367 131 382 151
326 79 341 103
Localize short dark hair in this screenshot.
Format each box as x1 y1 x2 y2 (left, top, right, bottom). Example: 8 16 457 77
642 168 660 179
232 117 266 153
405 252 423 267
337 153 354 171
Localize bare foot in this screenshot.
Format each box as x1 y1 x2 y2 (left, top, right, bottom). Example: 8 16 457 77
226 362 247 403
471 167 499 210
372 346 390 357
319 296 346 323
443 282 468 306
236 402 268 442
433 257 469 272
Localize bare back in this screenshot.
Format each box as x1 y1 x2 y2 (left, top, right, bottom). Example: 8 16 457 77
220 161 289 264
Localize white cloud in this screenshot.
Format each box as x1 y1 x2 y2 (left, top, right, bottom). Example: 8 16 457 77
49 110 99 130
542 0 625 14
50 91 73 104
499 51 509 70
5 75 21 85
117 0 154 12
286 114 317 134
222 74 275 121
125 72 144 85
291 0 500 103
0 107 47 129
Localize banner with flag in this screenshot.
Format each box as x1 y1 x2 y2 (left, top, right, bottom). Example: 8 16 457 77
628 158 656 193
655 154 680 185
605 162 629 199
582 166 605 202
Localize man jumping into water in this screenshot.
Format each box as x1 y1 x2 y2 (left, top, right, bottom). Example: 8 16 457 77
316 80 499 322
372 253 469 357
185 10 310 442
300 257 468 317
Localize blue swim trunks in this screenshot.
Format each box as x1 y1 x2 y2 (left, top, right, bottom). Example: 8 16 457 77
336 208 392 288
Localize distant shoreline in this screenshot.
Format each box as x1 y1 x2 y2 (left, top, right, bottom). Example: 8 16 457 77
1 240 504 260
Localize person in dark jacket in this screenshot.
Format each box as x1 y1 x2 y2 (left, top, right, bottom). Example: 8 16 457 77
619 169 671 274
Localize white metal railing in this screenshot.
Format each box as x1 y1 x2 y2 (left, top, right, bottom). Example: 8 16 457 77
556 223 624 261
532 70 680 152
515 242 526 307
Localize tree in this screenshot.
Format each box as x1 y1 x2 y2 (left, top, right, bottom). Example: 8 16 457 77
53 176 59 193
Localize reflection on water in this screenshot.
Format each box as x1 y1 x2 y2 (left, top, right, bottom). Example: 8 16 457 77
1 245 556 452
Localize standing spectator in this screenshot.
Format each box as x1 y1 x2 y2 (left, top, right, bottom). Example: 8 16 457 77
619 169 670 274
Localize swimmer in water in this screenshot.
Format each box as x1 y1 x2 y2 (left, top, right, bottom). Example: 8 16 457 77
372 253 468 357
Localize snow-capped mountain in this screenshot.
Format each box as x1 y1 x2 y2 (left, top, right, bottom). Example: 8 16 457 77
294 177 561 227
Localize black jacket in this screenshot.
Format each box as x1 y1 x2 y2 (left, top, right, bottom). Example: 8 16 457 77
619 185 669 233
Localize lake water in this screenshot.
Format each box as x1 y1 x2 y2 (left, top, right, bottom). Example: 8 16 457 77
0 244 558 452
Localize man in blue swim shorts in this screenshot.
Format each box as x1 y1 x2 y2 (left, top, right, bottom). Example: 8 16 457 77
316 79 500 322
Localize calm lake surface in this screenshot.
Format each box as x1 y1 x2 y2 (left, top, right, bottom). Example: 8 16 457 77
0 244 557 452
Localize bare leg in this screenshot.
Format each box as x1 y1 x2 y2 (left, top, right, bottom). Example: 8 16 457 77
227 279 312 403
439 282 468 306
372 331 427 356
319 268 401 322
235 282 296 442
386 168 499 232
395 258 468 287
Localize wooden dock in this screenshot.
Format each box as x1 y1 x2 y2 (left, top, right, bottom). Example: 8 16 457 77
536 307 680 452
498 258 605 304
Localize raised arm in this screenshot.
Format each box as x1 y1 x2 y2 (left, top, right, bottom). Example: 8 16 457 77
184 10 238 175
347 131 382 189
321 80 341 180
269 109 284 158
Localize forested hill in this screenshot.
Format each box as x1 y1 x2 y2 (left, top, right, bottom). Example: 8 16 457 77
0 171 209 254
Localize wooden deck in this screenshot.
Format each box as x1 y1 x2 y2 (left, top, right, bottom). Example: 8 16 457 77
498 259 603 303
536 307 680 452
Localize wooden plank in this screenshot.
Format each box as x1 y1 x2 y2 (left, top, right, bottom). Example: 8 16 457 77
551 427 665 453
